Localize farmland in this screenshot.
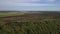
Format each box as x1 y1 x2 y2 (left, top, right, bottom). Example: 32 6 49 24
0 11 60 34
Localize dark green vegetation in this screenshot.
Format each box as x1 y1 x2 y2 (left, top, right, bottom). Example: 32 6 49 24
0 11 60 34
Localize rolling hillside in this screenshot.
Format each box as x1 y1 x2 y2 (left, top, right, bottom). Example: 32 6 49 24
0 11 60 34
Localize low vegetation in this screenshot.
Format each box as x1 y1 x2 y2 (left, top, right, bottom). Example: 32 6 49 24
0 11 60 34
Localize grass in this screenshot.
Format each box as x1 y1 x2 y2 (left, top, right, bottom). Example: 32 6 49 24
0 11 60 34
0 19 60 34
0 12 25 17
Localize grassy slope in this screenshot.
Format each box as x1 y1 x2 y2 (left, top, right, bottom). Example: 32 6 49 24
0 11 60 34
0 12 25 17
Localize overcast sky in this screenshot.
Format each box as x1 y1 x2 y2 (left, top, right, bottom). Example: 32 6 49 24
0 0 60 11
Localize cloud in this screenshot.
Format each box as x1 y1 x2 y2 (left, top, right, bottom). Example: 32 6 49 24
47 0 56 2
11 0 31 3
14 3 55 6
32 4 55 6
11 0 56 2
0 0 58 11
0 0 56 6
32 0 41 2
11 0 41 3
0 2 55 6
0 0 56 3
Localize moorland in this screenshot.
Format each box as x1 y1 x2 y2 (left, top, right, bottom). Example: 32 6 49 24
0 11 60 34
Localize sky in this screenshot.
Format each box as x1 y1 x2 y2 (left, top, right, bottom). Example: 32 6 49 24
0 0 60 11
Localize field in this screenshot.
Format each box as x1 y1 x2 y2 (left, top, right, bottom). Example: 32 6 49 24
0 11 60 34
